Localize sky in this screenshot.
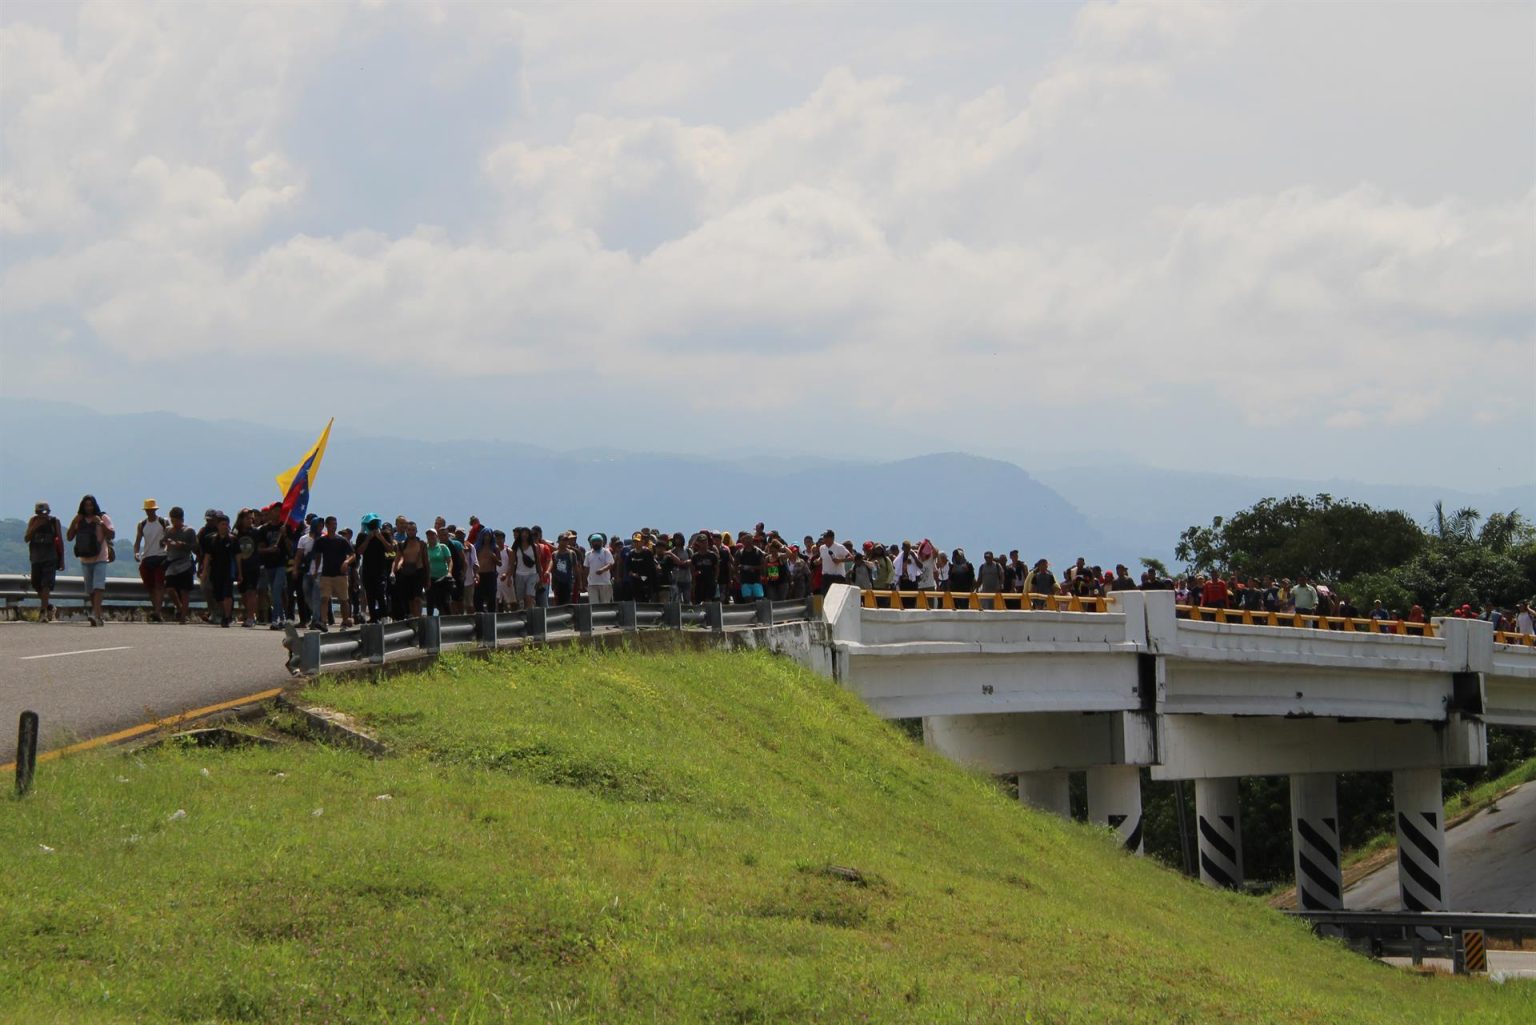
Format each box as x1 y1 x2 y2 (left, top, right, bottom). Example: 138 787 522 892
2 0 1533 491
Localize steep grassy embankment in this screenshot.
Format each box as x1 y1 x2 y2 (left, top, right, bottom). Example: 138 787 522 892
2 647 1529 1024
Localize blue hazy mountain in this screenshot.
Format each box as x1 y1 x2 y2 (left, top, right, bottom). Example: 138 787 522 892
0 401 1104 566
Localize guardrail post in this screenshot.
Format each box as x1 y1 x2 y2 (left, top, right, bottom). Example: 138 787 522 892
575 604 594 636
476 612 498 649
706 602 724 632
415 616 441 656
300 632 323 675
755 600 773 626
527 607 548 644
662 603 682 629
15 711 39 797
619 601 637 633
361 622 386 665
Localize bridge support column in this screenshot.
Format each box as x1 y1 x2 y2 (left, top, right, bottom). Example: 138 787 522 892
1195 777 1243 889
1017 770 1070 818
1393 768 1449 912
1087 765 1143 853
1289 773 1343 910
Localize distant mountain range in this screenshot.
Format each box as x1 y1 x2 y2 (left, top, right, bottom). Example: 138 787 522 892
1 400 1528 578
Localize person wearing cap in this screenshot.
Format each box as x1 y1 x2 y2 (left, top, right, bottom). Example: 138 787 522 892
584 533 614 604
24 501 64 622
132 499 170 622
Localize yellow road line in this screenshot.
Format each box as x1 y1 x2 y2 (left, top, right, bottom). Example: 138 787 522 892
1 686 286 773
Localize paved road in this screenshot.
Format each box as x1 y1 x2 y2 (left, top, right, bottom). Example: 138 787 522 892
1346 780 1536 912
1 620 290 754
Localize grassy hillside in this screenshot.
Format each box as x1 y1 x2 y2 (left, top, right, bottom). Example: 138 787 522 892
2 647 1529 1024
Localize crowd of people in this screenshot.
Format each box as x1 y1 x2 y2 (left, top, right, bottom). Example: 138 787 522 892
19 495 1536 638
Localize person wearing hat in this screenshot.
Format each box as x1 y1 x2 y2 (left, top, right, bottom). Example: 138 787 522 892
24 501 64 622
134 499 170 622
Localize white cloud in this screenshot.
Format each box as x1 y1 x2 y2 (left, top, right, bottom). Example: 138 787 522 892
0 0 1531 488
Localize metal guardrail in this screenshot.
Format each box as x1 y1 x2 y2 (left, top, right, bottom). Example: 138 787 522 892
1179 604 1439 637
1287 909 1536 967
292 596 819 675
861 589 1112 613
1 573 209 610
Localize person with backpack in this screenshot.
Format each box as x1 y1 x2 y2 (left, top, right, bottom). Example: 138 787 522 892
25 501 64 622
134 499 170 622
67 494 115 626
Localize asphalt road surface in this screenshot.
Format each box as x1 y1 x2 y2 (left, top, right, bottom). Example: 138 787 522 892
1 619 291 754
1347 779 1536 913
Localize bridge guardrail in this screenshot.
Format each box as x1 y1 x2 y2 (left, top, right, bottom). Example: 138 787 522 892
1 573 209 611
1286 909 1536 967
859 589 1111 613
293 597 818 675
1178 604 1438 637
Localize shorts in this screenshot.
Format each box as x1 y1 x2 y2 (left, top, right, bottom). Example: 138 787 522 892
320 574 350 609
240 558 261 591
514 571 538 600
587 582 613 604
740 582 765 600
30 564 58 594
167 570 195 595
139 556 166 590
81 560 109 594
209 571 233 602
395 570 423 601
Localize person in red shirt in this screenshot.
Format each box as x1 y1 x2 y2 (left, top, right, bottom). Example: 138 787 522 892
1201 574 1230 609
532 525 555 607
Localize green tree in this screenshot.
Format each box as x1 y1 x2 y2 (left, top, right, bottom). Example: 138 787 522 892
1175 494 1424 581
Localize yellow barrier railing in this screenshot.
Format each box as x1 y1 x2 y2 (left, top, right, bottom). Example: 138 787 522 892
1495 630 1535 648
1175 604 1437 638
860 590 1110 613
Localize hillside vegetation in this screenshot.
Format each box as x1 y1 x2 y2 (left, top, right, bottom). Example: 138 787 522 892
3 647 1530 1024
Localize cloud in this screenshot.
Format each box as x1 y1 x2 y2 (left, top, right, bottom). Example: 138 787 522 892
0 0 1531 489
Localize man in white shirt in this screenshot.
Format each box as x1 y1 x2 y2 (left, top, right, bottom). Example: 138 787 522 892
584 533 615 603
818 530 850 594
1516 601 1534 637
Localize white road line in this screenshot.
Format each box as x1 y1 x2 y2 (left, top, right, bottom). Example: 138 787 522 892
19 646 133 661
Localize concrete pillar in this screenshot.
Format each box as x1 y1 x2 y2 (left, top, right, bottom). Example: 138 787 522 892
1393 768 1449 912
1087 765 1144 853
1017 770 1071 818
1195 777 1243 889
1289 773 1343 910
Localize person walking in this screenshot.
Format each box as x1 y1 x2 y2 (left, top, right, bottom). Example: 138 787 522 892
66 494 115 626
133 499 169 622
162 506 198 625
425 528 454 616
24 501 64 622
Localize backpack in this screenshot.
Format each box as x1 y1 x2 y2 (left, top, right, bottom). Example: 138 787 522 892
74 521 101 559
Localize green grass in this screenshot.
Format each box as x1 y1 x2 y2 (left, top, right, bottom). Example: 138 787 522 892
3 646 1530 1024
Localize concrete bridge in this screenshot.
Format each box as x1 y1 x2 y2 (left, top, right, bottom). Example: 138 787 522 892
820 585 1536 913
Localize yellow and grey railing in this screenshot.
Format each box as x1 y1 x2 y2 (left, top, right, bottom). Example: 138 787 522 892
1176 605 1437 637
860 590 1111 613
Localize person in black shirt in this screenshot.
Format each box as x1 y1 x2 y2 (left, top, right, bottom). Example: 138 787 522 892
256 506 293 628
948 549 975 593
626 536 657 603
356 517 395 623
202 515 237 627
691 536 719 603
736 535 765 602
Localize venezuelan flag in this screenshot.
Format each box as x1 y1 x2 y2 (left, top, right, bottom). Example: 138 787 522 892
277 419 333 528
